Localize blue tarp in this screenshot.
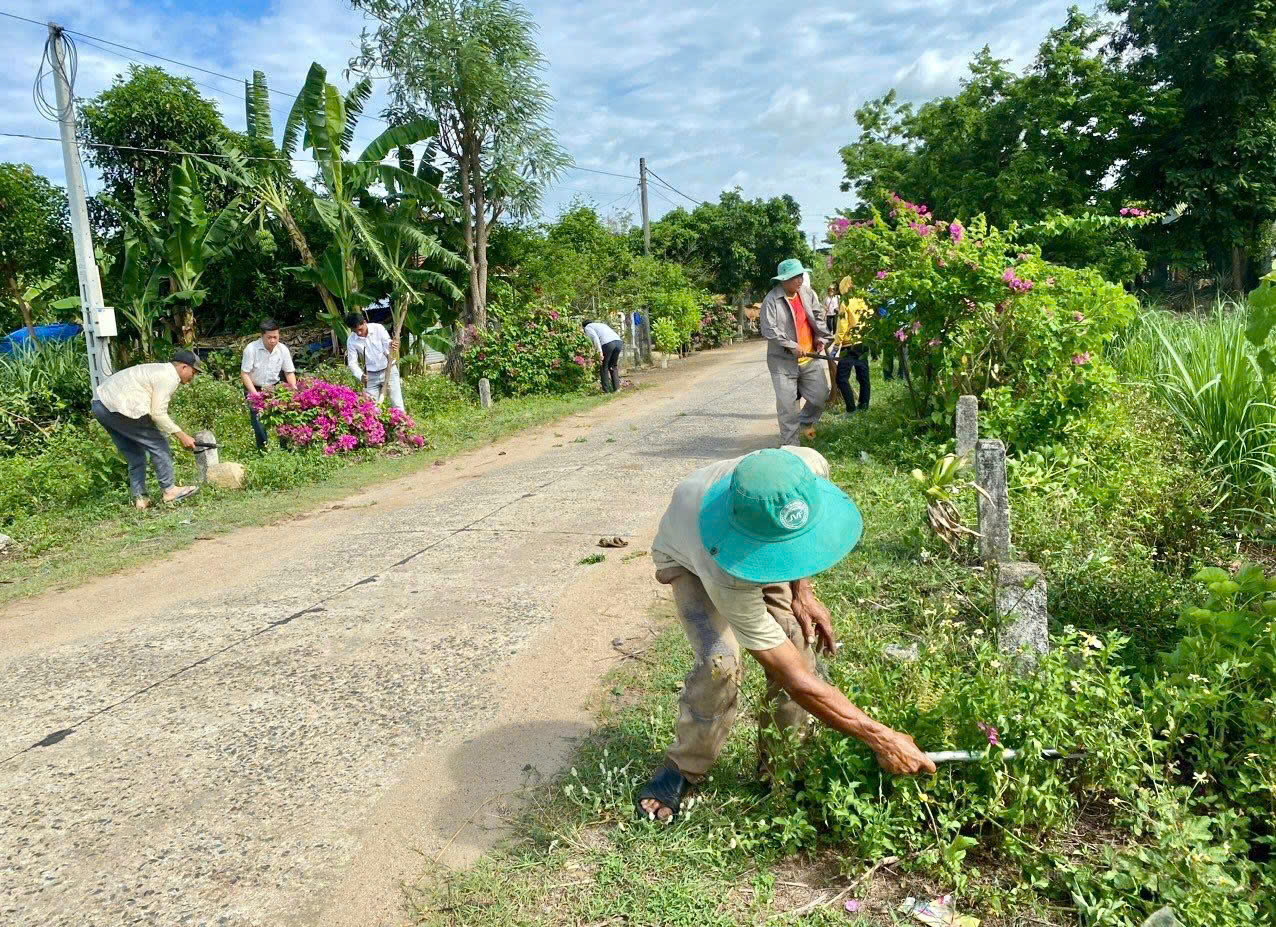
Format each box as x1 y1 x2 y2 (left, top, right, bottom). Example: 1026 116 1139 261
0 322 83 354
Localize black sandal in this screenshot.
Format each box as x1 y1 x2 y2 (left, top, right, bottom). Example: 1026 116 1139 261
635 765 692 822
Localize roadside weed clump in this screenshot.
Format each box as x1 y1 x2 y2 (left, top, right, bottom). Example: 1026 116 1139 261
1117 302 1276 512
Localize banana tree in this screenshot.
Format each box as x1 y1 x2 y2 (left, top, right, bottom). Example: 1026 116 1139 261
106 157 243 345
290 62 463 388
363 145 465 398
194 70 344 334
115 227 165 360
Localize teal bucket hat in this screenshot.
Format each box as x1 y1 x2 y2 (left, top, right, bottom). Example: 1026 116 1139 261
772 258 811 282
698 449 863 584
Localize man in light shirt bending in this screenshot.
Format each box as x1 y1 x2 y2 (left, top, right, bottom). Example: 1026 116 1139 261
344 312 404 411
582 318 624 393
91 350 203 508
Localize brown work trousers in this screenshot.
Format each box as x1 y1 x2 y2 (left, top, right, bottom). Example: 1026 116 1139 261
656 566 820 782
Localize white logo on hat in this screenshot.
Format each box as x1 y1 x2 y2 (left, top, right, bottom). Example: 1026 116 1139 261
779 499 809 531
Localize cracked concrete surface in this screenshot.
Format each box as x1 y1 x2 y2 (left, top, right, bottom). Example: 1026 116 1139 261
0 342 786 927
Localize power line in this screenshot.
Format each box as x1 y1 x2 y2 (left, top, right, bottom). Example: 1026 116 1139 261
646 168 707 207
0 131 385 165
598 185 639 211
564 164 640 180
649 186 682 210
0 8 392 126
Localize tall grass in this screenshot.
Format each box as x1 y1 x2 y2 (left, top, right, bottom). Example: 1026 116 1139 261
0 341 92 453
1117 300 1276 512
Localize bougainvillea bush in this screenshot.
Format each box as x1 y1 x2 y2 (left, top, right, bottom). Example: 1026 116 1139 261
829 196 1143 447
463 300 596 398
693 297 738 349
249 378 426 455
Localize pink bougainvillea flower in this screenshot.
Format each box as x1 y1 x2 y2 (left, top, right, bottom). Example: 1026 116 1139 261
928 338 942 347
1072 352 1092 366
549 310 560 321
948 221 964 243
1002 268 1034 293
977 722 1001 746
894 327 909 342
1073 311 1085 322
876 270 889 280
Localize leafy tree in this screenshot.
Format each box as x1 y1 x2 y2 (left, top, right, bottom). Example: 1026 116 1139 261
836 10 1158 282
106 157 243 345
1107 0 1276 289
350 0 569 330
507 203 635 315
643 189 813 301
79 66 231 224
0 163 72 340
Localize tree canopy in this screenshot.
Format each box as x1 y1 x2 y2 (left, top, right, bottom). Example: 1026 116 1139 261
836 3 1276 286
79 66 234 224
0 163 72 338
642 189 814 299
350 0 569 330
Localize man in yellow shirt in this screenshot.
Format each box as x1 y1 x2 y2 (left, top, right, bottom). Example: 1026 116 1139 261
832 289 872 413
91 351 203 508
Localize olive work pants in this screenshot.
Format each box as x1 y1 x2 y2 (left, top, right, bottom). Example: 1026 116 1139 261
656 565 820 782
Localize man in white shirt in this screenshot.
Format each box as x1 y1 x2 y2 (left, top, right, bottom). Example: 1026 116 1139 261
344 311 403 411
582 318 624 392
240 318 298 450
635 447 934 822
91 350 203 508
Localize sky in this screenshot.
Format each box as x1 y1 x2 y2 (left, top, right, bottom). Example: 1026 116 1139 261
0 0 1079 241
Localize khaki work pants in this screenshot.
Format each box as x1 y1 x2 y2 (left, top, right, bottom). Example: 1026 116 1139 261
768 357 828 446
656 566 820 782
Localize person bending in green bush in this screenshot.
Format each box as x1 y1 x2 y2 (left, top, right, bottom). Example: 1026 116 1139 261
582 318 624 393
636 447 934 822
90 351 203 509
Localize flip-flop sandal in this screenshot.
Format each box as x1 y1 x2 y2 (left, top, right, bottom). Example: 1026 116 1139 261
598 536 629 548
164 487 200 504
634 765 692 822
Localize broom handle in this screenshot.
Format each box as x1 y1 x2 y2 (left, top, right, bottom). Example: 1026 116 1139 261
926 748 1077 764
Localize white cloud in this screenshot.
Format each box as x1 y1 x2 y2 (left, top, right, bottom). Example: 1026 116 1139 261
0 0 1079 239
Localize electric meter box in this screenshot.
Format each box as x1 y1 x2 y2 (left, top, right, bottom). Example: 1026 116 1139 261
92 305 118 337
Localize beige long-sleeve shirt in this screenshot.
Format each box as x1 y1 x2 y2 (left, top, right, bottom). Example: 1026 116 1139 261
96 362 184 435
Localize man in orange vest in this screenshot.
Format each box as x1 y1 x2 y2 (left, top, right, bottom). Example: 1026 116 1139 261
759 259 828 445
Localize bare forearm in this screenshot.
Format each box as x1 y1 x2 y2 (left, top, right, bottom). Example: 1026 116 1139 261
240 372 257 393
787 675 893 751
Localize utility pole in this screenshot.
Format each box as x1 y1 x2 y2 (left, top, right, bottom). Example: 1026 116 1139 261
637 157 653 364
49 23 115 394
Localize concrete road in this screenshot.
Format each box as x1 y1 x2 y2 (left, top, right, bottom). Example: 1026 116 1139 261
0 342 787 927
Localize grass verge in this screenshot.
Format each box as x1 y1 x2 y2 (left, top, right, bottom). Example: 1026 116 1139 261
405 372 1265 927
0 388 609 605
